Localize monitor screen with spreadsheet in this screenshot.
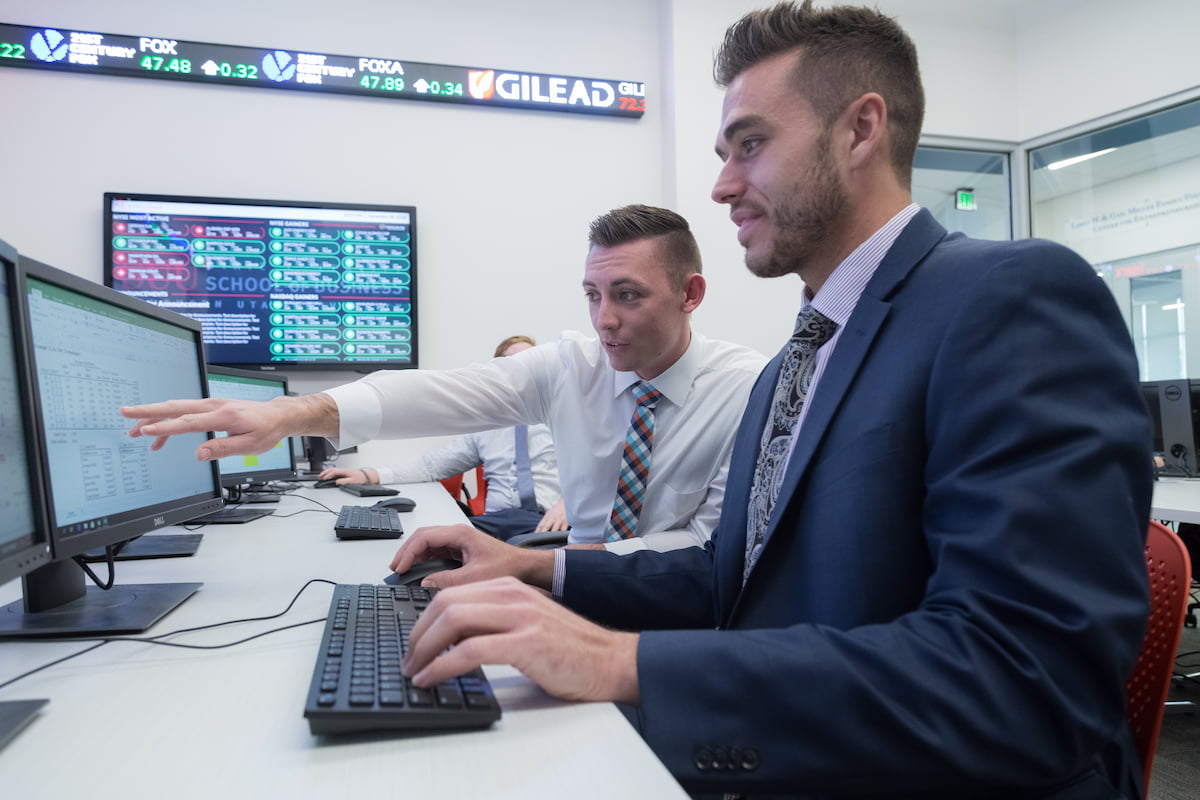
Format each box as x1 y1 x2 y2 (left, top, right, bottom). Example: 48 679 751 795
0 255 222 638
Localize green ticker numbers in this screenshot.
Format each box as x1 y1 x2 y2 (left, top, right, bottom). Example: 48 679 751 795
359 74 405 92
140 55 191 73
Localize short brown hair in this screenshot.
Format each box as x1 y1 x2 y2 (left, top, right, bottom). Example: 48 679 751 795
714 1 924 187
494 334 536 358
587 204 701 290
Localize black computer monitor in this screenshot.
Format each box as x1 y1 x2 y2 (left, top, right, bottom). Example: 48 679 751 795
102 191 418 372
0 239 53 746
0 255 223 637
1140 379 1200 476
0 241 51 597
205 365 296 489
300 435 336 476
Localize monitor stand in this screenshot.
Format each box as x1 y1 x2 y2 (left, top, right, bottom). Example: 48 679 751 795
237 491 281 504
0 699 48 751
0 560 202 638
79 533 203 563
187 506 274 525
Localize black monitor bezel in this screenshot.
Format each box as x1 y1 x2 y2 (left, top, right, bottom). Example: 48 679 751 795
204 364 296 488
16 255 224 561
101 191 419 373
0 240 52 586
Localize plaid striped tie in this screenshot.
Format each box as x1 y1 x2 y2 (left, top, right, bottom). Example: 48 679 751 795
604 381 663 541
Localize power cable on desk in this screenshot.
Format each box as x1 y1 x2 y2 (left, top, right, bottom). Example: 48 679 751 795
0 578 338 691
179 486 338 528
264 492 343 519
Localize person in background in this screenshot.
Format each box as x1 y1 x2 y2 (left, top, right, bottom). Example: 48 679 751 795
319 335 567 539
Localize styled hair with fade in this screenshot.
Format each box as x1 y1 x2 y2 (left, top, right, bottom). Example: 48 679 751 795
714 1 924 187
588 204 702 290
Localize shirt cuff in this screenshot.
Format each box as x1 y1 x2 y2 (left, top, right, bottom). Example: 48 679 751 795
551 548 567 600
322 383 382 449
604 537 649 554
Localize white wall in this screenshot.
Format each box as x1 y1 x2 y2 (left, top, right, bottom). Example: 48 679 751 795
1015 0 1200 140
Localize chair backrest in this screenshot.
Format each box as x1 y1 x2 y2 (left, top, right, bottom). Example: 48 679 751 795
1125 520 1192 790
439 466 488 516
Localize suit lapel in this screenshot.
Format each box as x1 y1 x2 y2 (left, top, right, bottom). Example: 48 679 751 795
730 210 948 605
713 354 780 620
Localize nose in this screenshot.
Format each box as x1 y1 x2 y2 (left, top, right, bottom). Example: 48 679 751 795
593 297 618 332
711 159 742 206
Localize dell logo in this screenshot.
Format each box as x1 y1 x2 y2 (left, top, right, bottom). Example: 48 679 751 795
1164 384 1184 402
153 515 166 527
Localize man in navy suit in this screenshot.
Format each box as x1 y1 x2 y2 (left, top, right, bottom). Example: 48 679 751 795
391 3 1153 797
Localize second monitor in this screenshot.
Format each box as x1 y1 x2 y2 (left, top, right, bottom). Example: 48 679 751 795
206 365 296 492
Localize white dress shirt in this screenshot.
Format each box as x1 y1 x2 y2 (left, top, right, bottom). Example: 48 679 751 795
325 330 766 552
374 425 560 514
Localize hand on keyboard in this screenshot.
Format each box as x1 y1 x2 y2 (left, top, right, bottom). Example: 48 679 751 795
402 577 641 705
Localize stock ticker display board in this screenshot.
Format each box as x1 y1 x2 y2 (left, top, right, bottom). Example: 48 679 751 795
0 22 647 118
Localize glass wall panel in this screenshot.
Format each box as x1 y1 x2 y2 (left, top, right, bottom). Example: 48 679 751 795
1029 98 1200 379
912 146 1011 240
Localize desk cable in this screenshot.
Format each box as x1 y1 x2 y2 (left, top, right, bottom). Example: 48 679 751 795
0 578 337 692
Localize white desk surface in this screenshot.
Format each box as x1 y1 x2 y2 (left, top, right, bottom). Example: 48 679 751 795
1151 476 1200 524
0 482 687 799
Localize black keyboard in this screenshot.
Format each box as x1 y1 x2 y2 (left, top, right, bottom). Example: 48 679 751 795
334 505 403 540
304 583 501 735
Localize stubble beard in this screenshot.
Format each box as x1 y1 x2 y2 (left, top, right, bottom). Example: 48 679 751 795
744 135 848 280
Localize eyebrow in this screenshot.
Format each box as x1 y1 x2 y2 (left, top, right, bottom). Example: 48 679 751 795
715 114 767 156
582 277 643 289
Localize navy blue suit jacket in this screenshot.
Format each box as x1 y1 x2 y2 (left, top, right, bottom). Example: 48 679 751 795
563 211 1152 799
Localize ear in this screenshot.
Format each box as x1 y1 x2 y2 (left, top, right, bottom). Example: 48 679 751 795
681 273 706 313
842 92 888 171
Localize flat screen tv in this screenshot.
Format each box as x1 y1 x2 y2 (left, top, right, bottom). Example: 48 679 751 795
103 192 417 371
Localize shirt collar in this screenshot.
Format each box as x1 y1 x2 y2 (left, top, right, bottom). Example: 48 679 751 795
611 330 704 407
806 203 921 325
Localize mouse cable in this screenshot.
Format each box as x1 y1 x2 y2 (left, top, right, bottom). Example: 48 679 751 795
0 578 337 691
178 491 338 528
285 494 340 514
270 507 337 519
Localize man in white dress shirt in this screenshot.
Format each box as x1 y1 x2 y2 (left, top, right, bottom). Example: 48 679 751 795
122 204 766 553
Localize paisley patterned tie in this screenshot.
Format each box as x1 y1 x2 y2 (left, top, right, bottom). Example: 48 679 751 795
744 307 838 580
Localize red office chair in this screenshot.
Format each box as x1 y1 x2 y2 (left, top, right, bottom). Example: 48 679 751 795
1125 520 1192 790
439 466 488 516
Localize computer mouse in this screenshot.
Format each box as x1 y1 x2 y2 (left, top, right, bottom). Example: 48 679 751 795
313 478 340 488
373 496 416 512
383 558 464 586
